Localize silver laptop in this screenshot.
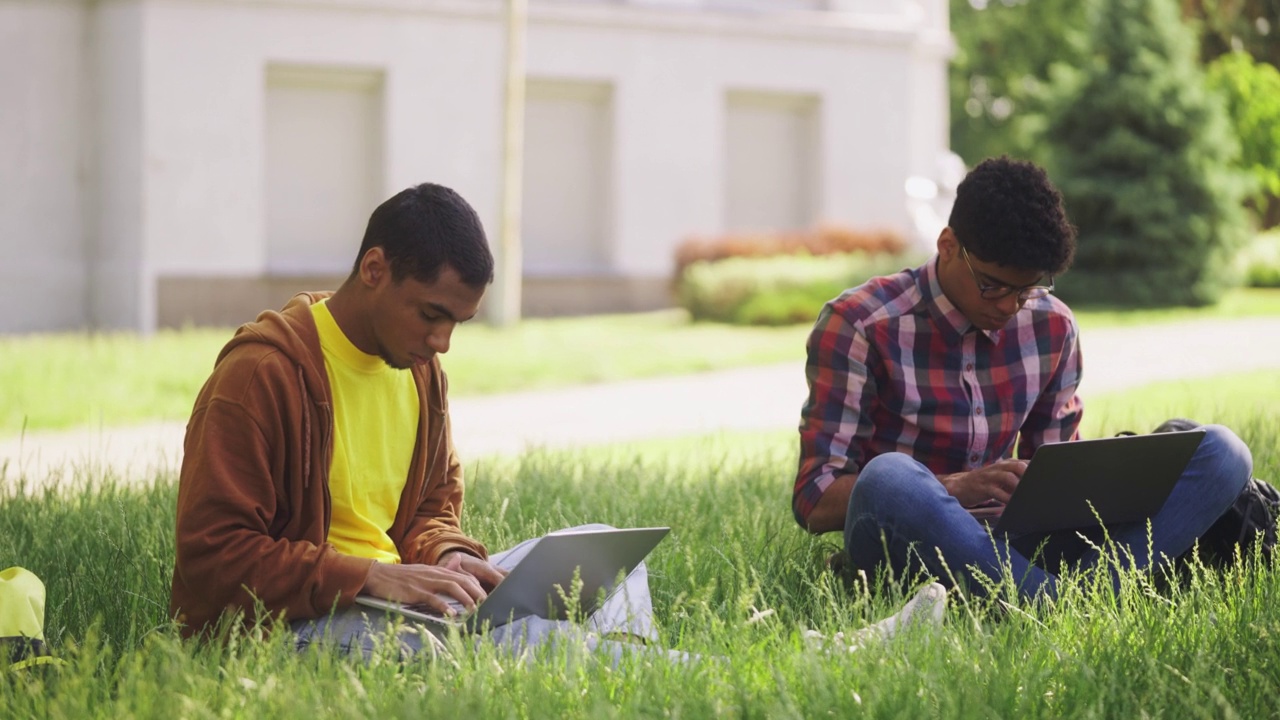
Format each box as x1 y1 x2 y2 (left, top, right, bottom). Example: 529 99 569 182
993 429 1206 536
355 526 669 632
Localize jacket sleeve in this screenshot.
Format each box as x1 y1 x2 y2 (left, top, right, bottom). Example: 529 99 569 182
399 374 488 566
171 355 373 632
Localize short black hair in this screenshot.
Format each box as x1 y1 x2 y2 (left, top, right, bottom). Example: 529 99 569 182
353 183 495 287
948 156 1076 275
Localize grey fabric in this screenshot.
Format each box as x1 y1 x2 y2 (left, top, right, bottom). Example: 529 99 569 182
290 524 671 664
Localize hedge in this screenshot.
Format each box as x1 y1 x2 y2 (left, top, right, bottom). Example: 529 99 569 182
677 251 923 325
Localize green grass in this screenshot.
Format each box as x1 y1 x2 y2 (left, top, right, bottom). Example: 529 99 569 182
2 287 1279 435
1072 286 1280 329
0 312 807 436
446 309 806 391
1082 369 1280 440
1 374 1278 717
0 329 231 436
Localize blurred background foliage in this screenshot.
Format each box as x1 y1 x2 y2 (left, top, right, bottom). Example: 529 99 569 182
672 227 922 325
950 0 1279 194
945 0 1280 307
670 0 1280 321
1043 0 1249 306
677 251 923 326
1205 51 1280 227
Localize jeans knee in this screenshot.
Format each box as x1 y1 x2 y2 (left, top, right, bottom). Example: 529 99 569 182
850 453 939 514
1200 424 1253 492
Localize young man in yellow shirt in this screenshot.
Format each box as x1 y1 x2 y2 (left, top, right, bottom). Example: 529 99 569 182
170 183 673 659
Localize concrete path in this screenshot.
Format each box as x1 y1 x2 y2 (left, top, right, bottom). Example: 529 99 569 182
3 317 1279 490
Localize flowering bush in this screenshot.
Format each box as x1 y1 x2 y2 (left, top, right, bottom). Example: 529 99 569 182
677 251 922 325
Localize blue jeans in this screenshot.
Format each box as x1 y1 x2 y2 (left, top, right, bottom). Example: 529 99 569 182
843 425 1253 600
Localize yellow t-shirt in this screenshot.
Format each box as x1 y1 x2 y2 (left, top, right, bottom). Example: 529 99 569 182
311 299 420 564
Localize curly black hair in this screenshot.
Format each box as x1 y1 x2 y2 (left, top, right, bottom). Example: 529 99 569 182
947 156 1076 275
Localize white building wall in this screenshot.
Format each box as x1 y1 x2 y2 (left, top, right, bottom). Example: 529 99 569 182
141 0 505 280
522 80 614 275
92 0 150 331
265 66 385 275
725 90 820 233
0 0 951 331
0 0 89 332
908 0 952 179
526 3 942 277
818 43 913 232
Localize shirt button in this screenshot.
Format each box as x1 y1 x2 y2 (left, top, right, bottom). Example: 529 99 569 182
970 454 979 462
966 363 974 372
974 407 982 415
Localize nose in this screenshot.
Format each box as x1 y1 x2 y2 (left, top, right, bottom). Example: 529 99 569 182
995 292 1023 317
427 322 455 355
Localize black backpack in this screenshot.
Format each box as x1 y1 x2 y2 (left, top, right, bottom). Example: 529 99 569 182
1142 419 1279 568
1182 476 1280 567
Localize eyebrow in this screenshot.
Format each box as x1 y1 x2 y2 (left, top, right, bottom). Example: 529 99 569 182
978 269 1048 290
423 302 464 323
424 299 481 322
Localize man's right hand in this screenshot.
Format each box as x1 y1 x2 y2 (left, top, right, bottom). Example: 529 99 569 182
361 562 487 617
939 458 1028 508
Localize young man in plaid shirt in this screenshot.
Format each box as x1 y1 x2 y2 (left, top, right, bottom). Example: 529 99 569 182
793 156 1253 599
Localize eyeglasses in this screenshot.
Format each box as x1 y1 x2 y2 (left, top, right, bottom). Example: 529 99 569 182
960 245 1055 302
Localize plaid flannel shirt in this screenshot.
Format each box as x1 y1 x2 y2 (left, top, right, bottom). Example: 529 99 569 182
793 257 1084 526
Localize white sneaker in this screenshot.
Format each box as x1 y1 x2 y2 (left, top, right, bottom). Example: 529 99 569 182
805 582 948 653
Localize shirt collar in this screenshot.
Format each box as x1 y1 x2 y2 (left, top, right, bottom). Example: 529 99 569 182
919 255 1003 344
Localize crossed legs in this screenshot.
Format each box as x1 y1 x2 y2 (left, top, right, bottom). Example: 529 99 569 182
843 425 1252 600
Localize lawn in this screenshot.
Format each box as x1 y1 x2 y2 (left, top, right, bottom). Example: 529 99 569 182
0 311 804 435
1070 285 1280 328
1 287 1278 435
0 373 1277 717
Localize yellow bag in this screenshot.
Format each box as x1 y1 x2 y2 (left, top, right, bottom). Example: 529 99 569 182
1 567 61 671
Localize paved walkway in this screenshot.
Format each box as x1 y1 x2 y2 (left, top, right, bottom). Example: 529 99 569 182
3 317 1279 490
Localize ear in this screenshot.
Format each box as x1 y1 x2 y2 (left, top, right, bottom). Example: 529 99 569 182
937 227 959 261
357 247 390 289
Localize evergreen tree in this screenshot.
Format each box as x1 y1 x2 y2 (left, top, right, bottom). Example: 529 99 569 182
1044 0 1250 306
948 0 1087 167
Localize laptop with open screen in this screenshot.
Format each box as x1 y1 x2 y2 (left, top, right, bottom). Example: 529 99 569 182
992 429 1206 536
355 526 670 632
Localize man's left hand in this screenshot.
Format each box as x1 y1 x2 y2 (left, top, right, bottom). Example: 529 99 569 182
436 551 508 591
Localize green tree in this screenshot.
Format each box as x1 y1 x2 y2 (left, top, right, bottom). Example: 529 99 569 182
948 0 1279 168
1044 0 1250 306
948 0 1088 167
1206 51 1280 227
1181 0 1280 67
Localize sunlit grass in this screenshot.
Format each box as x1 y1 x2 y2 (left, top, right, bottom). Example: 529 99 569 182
0 312 808 435
2 287 1278 435
0 374 1277 717
1072 287 1280 329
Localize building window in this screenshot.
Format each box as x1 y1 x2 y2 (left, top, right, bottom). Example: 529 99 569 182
724 89 821 233
265 65 384 275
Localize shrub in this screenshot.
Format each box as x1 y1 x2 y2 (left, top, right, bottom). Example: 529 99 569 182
1044 0 1250 307
1239 231 1280 288
673 226 907 279
677 252 922 326
1206 51 1280 228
